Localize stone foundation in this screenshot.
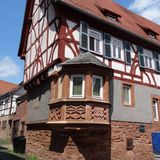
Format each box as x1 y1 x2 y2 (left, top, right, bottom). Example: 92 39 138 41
26 121 160 160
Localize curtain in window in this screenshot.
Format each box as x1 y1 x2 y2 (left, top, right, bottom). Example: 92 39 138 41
72 77 82 95
93 78 100 96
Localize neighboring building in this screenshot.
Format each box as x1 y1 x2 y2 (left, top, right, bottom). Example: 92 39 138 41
11 94 27 138
0 83 26 139
18 0 160 159
0 80 17 96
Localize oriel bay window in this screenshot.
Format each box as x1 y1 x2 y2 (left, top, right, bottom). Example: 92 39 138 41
92 75 103 99
70 75 84 98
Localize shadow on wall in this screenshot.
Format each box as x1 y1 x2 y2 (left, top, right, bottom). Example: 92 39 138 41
50 126 111 160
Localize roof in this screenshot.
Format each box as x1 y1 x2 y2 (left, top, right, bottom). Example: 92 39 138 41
18 0 160 58
0 80 17 95
61 52 109 68
60 0 160 45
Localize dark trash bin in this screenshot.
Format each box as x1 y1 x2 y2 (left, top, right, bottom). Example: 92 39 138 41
13 136 20 153
13 136 26 153
18 136 26 154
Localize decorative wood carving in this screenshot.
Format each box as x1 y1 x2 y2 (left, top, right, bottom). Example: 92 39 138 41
50 107 61 120
49 103 110 124
66 105 86 120
91 107 108 121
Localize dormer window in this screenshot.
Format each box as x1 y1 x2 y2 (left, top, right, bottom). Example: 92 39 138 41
138 24 159 39
107 14 117 21
148 31 156 39
97 6 121 22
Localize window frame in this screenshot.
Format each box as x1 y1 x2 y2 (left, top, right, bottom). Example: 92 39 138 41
143 49 155 70
88 28 102 54
151 96 160 122
92 75 103 99
111 37 124 61
122 82 134 107
70 74 85 98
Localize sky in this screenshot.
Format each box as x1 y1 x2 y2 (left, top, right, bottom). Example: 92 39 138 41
0 0 159 84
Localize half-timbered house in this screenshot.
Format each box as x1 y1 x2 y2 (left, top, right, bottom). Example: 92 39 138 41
0 83 26 140
18 0 160 159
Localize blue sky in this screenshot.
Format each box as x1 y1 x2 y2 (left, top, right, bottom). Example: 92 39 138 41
0 0 159 84
0 0 26 84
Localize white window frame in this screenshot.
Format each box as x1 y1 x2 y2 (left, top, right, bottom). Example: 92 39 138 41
92 75 103 99
123 85 131 106
152 99 159 121
143 49 155 69
70 75 85 98
111 37 124 61
88 28 102 54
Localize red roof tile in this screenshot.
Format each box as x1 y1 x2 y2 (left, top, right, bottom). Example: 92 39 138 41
62 0 160 45
0 80 17 95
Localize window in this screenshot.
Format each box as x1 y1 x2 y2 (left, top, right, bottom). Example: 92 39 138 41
89 29 101 53
2 120 7 129
80 22 102 54
122 83 134 106
92 76 103 99
107 15 117 21
70 75 84 98
143 49 154 69
111 37 123 60
154 52 160 72
152 99 159 121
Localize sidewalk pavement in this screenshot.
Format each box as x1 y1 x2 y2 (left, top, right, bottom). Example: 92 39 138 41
0 145 25 160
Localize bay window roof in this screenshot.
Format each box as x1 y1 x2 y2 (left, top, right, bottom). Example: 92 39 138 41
61 52 110 68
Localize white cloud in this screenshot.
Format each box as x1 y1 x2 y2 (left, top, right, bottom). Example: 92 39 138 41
0 56 20 78
129 0 160 24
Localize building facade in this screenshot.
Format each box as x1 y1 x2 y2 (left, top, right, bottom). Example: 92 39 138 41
0 83 26 140
18 0 160 159
11 94 28 138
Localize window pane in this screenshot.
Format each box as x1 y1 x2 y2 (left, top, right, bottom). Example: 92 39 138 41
118 46 121 59
104 43 111 57
113 44 116 58
90 37 94 51
123 85 131 105
93 77 101 97
72 77 83 96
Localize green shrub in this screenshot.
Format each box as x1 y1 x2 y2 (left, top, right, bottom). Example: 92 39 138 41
27 155 39 160
0 138 11 145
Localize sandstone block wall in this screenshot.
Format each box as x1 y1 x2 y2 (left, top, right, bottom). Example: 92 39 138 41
26 121 160 160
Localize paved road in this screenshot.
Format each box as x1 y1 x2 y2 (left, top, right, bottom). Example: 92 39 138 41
0 146 25 160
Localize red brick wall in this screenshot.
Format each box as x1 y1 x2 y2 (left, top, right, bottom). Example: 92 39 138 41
12 99 27 122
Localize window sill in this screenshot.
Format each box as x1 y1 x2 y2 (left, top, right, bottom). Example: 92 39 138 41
142 67 156 73
123 104 135 107
70 95 84 98
112 57 124 63
49 98 110 105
